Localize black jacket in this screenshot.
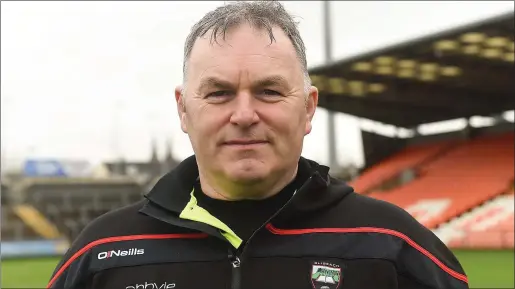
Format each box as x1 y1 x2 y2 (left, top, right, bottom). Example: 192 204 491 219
47 156 469 289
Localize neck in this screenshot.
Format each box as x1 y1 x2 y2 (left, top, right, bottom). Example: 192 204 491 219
198 165 299 201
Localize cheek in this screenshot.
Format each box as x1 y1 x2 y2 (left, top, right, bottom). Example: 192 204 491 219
266 107 307 142
187 106 225 140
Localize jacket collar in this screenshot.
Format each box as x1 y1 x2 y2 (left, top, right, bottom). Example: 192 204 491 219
144 155 200 214
143 155 353 221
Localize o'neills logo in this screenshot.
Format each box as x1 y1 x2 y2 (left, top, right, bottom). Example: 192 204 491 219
98 248 144 260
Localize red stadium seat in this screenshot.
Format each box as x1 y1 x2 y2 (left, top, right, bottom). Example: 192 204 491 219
369 133 514 229
350 141 455 193
438 194 514 249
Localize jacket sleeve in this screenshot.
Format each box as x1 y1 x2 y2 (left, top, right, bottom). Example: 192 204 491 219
396 218 469 289
46 218 107 289
46 232 95 289
47 248 91 289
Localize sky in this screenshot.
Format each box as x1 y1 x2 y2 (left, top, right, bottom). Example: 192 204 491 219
1 1 514 169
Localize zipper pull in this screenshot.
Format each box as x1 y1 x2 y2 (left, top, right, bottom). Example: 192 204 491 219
230 256 241 268
229 251 242 289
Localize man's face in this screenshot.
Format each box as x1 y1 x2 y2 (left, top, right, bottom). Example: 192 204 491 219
176 24 318 184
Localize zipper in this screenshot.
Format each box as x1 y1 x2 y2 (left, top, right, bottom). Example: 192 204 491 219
227 175 313 289
229 251 241 289
244 175 314 248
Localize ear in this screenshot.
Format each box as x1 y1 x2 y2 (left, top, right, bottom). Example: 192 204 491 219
175 85 188 133
304 86 318 135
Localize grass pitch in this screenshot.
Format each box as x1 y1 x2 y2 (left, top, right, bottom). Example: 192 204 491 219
1 250 513 288
1 257 59 288
453 250 514 288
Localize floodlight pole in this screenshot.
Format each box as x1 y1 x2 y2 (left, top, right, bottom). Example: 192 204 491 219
323 1 338 171
111 99 123 168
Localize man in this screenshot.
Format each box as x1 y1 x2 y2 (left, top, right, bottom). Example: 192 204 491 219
47 1 469 289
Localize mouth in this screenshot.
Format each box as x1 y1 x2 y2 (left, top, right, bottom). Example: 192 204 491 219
222 140 269 147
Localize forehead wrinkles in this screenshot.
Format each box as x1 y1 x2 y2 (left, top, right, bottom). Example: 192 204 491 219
192 47 290 74
194 53 292 86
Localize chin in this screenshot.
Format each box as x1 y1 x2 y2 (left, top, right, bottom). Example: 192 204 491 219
224 158 270 183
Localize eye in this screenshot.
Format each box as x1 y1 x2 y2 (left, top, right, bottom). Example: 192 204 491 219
206 91 231 98
261 89 282 96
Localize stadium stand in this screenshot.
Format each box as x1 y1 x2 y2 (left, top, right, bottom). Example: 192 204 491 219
12 204 62 239
348 140 456 193
435 193 514 249
308 11 514 250
15 178 144 241
369 133 514 229
1 206 41 241
309 13 514 128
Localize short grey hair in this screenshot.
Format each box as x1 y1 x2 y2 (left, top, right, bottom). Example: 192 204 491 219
181 0 311 93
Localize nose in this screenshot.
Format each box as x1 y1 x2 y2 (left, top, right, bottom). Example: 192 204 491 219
229 92 259 127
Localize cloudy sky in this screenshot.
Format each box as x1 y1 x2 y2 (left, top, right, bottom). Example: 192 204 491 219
1 1 513 168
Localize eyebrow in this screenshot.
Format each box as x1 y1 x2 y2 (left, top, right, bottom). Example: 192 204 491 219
197 77 234 93
254 75 290 89
197 75 290 92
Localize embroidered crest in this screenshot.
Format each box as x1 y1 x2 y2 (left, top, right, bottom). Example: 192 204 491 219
310 261 342 289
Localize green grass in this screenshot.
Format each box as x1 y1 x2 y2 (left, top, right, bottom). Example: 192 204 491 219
1 250 513 288
1 257 60 288
454 250 514 288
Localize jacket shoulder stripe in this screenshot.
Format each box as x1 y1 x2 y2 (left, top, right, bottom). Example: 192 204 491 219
265 223 468 284
46 233 208 289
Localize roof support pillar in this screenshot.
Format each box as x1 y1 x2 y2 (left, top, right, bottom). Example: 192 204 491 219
323 1 339 172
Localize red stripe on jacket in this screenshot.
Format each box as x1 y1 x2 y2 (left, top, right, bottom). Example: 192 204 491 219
266 223 468 284
46 233 208 288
